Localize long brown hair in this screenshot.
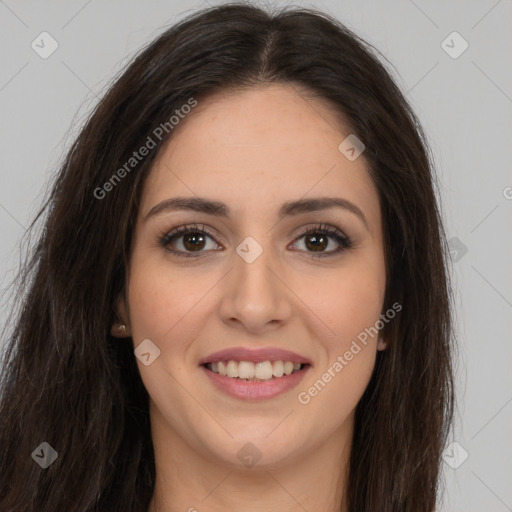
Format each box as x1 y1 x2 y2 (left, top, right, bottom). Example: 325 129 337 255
0 3 456 511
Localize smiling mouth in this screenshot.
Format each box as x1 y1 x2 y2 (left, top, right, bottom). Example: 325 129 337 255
202 360 310 382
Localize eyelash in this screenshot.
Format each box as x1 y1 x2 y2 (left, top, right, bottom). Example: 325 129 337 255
158 223 352 259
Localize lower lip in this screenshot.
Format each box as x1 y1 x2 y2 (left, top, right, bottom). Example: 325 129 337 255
200 365 310 401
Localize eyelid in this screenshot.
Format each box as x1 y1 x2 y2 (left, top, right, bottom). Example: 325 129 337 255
288 223 352 257
159 222 352 258
158 223 221 253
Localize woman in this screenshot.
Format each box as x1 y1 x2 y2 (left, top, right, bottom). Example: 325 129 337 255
0 3 455 511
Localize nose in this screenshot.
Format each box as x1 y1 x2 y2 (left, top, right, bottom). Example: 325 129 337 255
217 244 292 333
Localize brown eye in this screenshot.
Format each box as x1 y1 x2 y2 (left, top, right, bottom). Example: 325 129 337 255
159 223 352 259
291 224 352 258
304 232 329 252
159 224 220 258
181 232 207 252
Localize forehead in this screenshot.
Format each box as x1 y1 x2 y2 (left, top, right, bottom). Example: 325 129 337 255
142 83 379 223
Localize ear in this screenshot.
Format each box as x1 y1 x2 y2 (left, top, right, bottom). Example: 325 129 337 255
110 292 132 338
377 336 387 351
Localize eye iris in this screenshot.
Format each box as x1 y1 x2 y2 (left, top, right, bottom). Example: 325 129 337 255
183 232 206 251
305 233 327 252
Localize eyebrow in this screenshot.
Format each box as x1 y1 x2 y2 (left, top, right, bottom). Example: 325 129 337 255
144 196 369 230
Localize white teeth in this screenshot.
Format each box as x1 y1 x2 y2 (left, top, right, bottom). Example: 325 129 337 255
226 360 239 378
206 359 305 381
218 361 227 376
283 361 294 375
238 361 255 379
272 360 284 377
255 361 273 380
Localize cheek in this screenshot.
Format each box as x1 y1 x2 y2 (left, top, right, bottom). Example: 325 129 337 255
127 255 210 342
296 270 383 421
304 264 385 345
128 247 385 345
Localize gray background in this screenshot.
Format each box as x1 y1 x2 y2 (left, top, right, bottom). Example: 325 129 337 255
0 1 511 510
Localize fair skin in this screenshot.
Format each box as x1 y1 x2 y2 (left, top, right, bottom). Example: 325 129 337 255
113 83 387 512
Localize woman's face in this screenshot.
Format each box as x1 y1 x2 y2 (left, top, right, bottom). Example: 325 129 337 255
118 83 387 469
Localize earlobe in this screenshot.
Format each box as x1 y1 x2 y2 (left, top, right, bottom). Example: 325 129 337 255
377 337 387 351
110 323 131 338
111 293 131 338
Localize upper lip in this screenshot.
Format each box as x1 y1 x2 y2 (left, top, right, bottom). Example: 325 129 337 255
199 347 312 365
